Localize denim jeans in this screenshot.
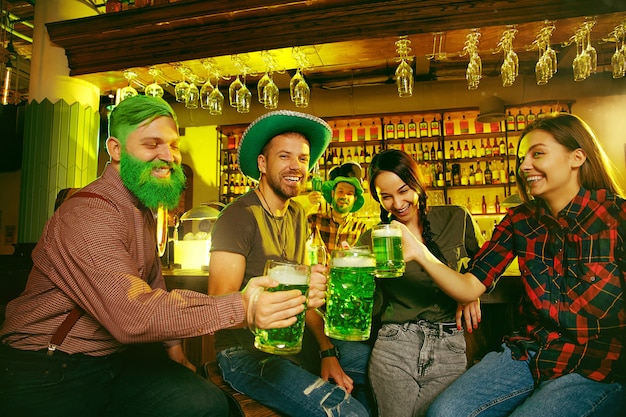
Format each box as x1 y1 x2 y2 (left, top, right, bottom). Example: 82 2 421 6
216 338 370 417
0 344 228 417
369 321 467 417
427 343 626 417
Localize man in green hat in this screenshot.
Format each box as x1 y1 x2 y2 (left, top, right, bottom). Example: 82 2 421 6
308 161 369 255
209 110 370 417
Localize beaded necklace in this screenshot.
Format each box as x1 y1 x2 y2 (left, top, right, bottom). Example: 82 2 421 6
257 187 288 260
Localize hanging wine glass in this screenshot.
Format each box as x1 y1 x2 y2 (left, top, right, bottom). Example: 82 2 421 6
294 77 310 108
585 24 597 75
611 29 625 79
236 83 251 113
257 71 271 105
262 73 279 109
208 81 224 115
228 75 243 108
395 59 413 97
200 77 214 109
289 69 304 102
144 67 164 98
120 70 138 101
174 79 189 102
185 75 199 109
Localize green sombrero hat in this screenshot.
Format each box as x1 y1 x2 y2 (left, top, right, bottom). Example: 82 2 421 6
237 110 332 180
321 176 365 213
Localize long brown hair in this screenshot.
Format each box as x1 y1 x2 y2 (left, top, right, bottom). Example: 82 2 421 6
368 149 446 264
515 113 624 204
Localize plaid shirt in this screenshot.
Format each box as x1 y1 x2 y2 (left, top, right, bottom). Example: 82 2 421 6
470 187 626 383
307 212 369 253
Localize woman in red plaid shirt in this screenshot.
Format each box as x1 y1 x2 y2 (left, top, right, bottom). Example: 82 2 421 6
403 113 625 417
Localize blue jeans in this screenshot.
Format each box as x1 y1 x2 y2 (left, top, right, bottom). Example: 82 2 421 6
0 344 228 417
216 338 370 417
369 321 467 417
427 344 626 417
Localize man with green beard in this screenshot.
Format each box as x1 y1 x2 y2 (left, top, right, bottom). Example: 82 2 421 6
308 161 369 254
0 95 316 417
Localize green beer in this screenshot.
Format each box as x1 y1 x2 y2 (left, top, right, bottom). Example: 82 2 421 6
372 224 405 278
254 262 309 355
325 249 376 341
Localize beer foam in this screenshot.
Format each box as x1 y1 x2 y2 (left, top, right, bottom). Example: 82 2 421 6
372 226 402 238
268 265 309 285
332 255 376 268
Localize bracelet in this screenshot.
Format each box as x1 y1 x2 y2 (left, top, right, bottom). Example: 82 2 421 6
319 346 340 360
246 287 263 335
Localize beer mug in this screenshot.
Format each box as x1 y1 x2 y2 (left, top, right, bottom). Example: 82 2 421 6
324 247 376 341
254 260 310 355
372 223 405 278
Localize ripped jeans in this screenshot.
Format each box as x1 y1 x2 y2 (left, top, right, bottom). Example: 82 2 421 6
216 340 370 417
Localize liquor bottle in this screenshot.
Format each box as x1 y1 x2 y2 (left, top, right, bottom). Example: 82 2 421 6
495 195 501 214
332 148 339 165
365 147 372 163
419 117 429 137
537 108 546 120
478 139 486 157
359 147 365 163
430 144 436 161
445 164 452 186
508 141 516 155
516 110 526 131
430 117 440 136
475 119 484 134
344 124 353 141
444 116 455 136
490 121 501 133
506 111 516 131
423 144 430 161
346 148 352 162
462 141 470 158
229 179 235 195
448 142 455 159
436 143 443 160
357 123 366 141
509 169 516 184
470 141 477 158
468 164 476 185
407 119 417 138
106 0 122 13
436 163 444 187
397 120 406 139
475 163 484 185
460 115 469 134
332 123 340 141
369 121 379 140
492 164 500 184
385 120 395 139
499 138 506 156
454 141 462 159
485 139 493 157
492 138 500 156
460 168 469 186
338 148 345 164
221 181 228 197
526 109 536 125
481 195 487 214
452 164 461 186
484 162 493 184
415 143 423 161
499 161 507 185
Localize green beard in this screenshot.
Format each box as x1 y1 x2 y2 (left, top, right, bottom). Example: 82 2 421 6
120 153 186 210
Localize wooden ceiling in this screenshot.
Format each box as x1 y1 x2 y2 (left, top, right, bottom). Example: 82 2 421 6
4 1 626 99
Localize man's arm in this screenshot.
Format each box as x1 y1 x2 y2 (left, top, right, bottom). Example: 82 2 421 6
208 251 247 295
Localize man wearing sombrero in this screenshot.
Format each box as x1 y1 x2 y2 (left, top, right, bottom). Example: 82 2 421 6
209 110 370 417
308 161 369 255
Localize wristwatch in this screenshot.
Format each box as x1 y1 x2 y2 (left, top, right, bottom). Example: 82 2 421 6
319 346 340 360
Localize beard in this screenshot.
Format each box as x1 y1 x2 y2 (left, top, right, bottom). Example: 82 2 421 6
120 152 186 210
332 198 353 214
267 169 304 200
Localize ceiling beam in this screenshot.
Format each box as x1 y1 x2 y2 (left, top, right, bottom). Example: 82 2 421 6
47 0 626 76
